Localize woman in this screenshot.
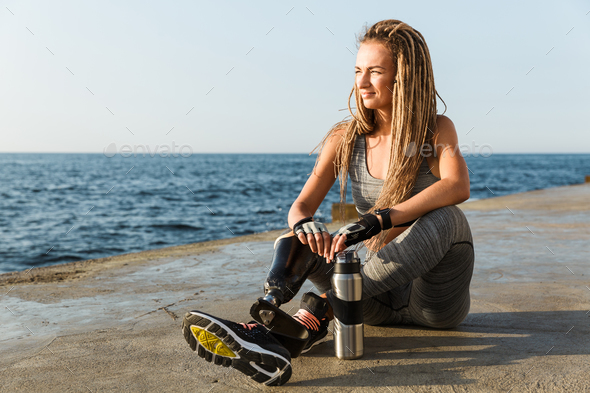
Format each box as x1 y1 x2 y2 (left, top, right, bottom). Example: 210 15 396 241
182 19 475 387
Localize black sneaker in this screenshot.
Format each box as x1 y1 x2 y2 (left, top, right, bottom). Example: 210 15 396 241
182 311 292 386
292 292 330 354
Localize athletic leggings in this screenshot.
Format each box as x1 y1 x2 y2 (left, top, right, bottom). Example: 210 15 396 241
307 205 475 328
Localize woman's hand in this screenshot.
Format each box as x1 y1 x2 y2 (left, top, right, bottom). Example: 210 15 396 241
296 230 332 259
327 213 383 262
293 217 332 259
328 233 349 262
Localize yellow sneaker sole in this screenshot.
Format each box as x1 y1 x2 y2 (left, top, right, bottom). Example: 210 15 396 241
190 326 237 358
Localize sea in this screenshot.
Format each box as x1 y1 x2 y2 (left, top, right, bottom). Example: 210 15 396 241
1 153 589 274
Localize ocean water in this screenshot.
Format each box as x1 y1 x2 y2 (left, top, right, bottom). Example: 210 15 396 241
1 153 589 274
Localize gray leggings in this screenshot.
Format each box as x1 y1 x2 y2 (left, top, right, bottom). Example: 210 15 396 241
308 205 475 328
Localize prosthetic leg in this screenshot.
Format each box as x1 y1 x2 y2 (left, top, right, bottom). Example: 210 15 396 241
250 229 323 358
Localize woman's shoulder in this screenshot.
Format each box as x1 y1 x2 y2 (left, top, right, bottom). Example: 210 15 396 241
435 114 454 129
320 126 349 154
330 126 347 139
433 114 458 143
313 120 355 161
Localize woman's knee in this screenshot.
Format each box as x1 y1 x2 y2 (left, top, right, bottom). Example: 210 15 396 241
420 205 463 228
415 205 472 243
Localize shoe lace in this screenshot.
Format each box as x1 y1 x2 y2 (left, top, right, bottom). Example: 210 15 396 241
292 308 320 331
239 322 259 330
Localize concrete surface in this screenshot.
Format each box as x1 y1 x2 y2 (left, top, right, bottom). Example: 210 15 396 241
1 183 589 392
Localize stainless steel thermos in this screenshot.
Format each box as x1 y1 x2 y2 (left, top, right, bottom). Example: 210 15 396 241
331 250 364 359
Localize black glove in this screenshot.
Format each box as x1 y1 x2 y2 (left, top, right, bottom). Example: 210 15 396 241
333 214 382 247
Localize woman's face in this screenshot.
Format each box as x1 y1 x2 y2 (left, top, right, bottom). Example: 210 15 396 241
355 41 397 112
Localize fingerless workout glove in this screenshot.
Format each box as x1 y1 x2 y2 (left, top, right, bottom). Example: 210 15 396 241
292 216 329 236
335 214 382 247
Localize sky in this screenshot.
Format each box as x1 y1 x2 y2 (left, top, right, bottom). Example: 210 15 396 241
1 0 589 154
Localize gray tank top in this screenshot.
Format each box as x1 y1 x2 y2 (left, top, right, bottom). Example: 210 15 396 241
349 134 440 215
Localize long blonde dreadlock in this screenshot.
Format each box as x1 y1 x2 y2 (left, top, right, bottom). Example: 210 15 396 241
311 19 447 250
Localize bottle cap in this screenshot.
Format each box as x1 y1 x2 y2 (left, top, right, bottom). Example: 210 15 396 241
335 250 360 264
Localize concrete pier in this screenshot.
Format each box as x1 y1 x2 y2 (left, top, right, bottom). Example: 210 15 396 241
1 183 589 392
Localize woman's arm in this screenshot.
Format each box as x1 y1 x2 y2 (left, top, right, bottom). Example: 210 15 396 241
288 128 345 257
383 115 470 226
330 115 470 258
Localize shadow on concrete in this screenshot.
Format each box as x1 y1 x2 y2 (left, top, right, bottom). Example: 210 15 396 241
295 310 589 388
